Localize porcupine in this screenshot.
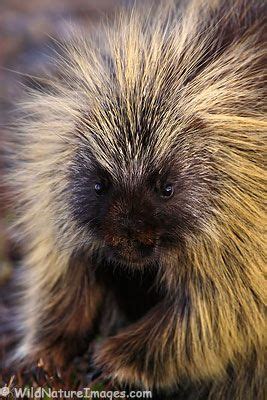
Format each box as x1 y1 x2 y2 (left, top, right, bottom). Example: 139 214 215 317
5 0 266 398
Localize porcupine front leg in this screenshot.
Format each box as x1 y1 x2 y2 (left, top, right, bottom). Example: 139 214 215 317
95 293 248 391
13 248 104 368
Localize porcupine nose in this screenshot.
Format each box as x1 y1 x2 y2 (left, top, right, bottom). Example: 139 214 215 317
122 219 156 257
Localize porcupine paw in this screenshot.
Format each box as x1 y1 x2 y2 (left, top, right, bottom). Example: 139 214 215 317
94 335 154 388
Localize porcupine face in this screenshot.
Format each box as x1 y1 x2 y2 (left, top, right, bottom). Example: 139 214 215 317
70 154 177 265
68 111 213 267
66 12 216 267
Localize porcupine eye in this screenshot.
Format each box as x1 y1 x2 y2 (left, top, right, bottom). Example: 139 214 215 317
160 183 174 198
94 181 108 195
